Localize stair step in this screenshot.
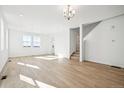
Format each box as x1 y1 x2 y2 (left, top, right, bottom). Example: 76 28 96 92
72 54 79 57
73 52 79 54
70 51 80 61
76 50 80 52
71 56 79 59
75 51 80 53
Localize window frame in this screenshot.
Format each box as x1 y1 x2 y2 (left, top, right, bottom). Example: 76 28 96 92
22 35 32 47
22 35 41 48
32 36 41 48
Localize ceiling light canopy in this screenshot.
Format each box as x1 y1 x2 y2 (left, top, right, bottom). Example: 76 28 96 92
63 5 76 20
19 14 23 17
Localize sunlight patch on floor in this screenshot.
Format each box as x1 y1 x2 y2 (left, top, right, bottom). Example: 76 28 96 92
19 74 35 86
19 74 56 88
17 62 25 65
17 62 40 69
26 64 40 69
35 80 56 88
34 55 58 60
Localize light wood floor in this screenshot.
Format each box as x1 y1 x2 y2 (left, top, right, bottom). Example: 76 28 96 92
0 55 124 88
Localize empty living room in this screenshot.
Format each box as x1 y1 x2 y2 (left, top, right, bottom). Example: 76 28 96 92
0 0 124 92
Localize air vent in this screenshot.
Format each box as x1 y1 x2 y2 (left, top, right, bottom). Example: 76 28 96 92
110 66 122 69
1 75 7 80
8 59 12 62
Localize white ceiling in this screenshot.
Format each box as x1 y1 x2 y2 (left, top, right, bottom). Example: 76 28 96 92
2 5 124 34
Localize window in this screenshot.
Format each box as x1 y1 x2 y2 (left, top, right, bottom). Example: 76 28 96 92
6 30 8 49
0 18 4 51
22 35 40 48
33 36 40 47
22 35 32 47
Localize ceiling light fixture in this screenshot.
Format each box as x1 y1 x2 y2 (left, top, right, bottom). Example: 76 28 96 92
19 14 23 17
63 5 76 20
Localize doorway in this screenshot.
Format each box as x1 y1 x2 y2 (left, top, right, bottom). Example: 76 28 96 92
70 27 80 61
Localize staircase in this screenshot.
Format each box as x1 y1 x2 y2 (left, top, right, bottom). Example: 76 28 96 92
70 51 80 61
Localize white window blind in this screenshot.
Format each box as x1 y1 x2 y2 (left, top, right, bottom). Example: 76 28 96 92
22 35 32 47
33 36 40 47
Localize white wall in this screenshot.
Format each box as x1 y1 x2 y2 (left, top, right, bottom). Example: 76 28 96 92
85 15 124 67
0 10 9 73
54 28 70 58
9 28 70 59
83 22 101 37
9 30 53 57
